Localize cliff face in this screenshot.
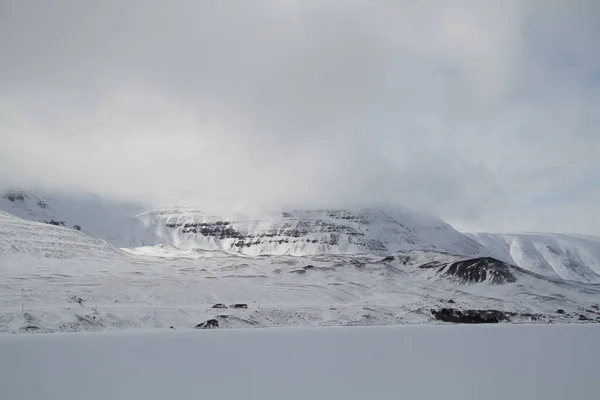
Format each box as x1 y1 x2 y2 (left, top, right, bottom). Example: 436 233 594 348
133 207 486 256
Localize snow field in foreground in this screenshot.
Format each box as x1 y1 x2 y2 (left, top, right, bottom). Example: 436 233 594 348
0 324 598 400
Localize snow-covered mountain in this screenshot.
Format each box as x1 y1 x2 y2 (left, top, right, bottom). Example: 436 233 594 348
130 207 486 256
2 189 600 285
0 190 484 257
465 232 600 284
1 209 599 333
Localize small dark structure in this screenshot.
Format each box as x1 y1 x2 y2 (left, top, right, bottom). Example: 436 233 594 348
229 304 248 309
211 303 228 309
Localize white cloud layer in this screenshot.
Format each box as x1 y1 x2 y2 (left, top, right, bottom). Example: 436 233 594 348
1 0 599 234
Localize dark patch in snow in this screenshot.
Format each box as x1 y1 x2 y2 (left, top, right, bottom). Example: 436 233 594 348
432 308 510 324
44 220 66 227
439 257 517 284
229 304 248 309
196 319 219 329
2 191 27 201
69 296 84 306
290 269 307 274
418 261 445 269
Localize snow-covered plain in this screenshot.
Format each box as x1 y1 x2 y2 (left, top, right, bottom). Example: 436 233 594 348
2 210 599 333
1 324 599 400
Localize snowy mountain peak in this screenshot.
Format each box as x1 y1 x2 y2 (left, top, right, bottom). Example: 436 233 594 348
0 191 485 256
133 207 486 256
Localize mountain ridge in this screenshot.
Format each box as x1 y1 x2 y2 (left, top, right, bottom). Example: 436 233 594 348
2 189 600 284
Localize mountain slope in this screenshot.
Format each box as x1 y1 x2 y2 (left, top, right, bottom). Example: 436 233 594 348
465 232 600 284
0 210 126 260
0 190 161 247
133 207 486 256
0 190 485 257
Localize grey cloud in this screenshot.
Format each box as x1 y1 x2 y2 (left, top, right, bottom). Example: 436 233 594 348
1 0 599 234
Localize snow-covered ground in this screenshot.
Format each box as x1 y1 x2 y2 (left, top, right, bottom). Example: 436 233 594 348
1 211 599 333
1 324 599 400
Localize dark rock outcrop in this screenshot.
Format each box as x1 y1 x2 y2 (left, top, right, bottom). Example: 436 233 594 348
439 257 517 285
44 220 66 227
211 303 227 309
196 319 219 329
229 304 248 309
290 269 307 274
556 309 565 314
418 261 445 269
432 308 509 324
2 192 27 202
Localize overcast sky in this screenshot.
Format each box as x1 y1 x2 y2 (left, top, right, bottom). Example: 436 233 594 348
1 0 599 234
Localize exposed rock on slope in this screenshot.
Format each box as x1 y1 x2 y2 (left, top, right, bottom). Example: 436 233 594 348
132 207 486 256
437 257 517 285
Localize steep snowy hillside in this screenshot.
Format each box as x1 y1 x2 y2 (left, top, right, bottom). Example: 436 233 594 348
0 190 485 256
465 232 600 284
0 190 156 247
0 211 126 260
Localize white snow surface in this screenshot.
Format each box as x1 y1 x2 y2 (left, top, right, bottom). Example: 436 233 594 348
466 232 600 283
1 324 599 400
1 210 599 333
